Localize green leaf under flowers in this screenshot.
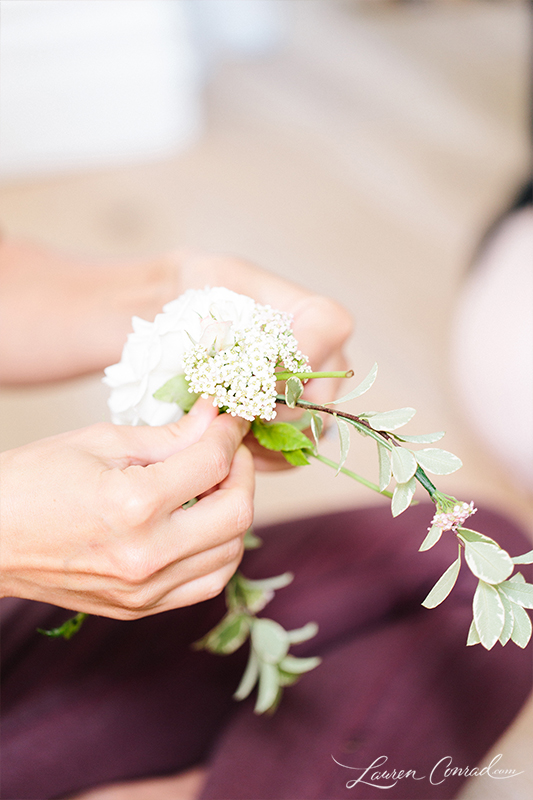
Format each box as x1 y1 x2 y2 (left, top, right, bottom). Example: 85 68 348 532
509 602 532 648
233 649 260 701
310 411 323 447
497 589 515 646
391 447 418 484
512 550 533 565
466 619 481 646
335 416 351 475
457 528 498 547
422 549 462 608
367 407 416 432
278 670 301 687
498 580 533 609
244 573 294 593
286 621 319 644
413 448 463 475
251 618 290 664
251 420 314 453
38 612 88 640
282 448 311 466
510 572 526 583
255 661 280 714
243 528 263 550
419 523 444 552
153 374 200 411
395 432 445 444
473 580 505 650
463 541 514 585
193 611 250 654
391 476 416 517
377 443 392 492
279 654 322 674
327 362 378 405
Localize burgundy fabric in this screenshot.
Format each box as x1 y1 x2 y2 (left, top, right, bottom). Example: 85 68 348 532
1 504 531 800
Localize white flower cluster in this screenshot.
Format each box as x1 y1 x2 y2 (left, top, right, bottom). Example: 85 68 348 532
430 501 477 533
183 304 310 421
103 287 309 425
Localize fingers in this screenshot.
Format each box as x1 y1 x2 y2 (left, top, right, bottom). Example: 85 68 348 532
140 413 251 513
108 398 219 467
102 445 254 617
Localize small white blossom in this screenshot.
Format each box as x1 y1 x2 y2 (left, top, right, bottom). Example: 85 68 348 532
104 287 309 425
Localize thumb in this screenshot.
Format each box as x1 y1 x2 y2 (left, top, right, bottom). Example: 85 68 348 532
113 398 220 466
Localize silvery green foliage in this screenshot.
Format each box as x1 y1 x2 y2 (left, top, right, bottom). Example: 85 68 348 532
421 531 533 650
193 552 320 714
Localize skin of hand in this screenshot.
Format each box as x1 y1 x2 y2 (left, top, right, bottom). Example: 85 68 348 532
0 240 353 468
0 400 254 618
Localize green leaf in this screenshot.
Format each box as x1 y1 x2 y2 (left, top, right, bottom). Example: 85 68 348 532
193 612 250 654
463 542 514 585
310 411 323 447
496 589 515 646
422 550 461 608
512 550 533 565
456 528 498 546
413 448 462 475
282 448 311 466
244 573 294 593
153 374 200 411
327 362 378 405
38 612 88 640
473 580 505 649
367 407 416 432
285 376 304 408
466 619 480 646
498 580 533 609
419 523 443 552
286 621 319 644
377 443 392 492
233 649 260 701
509 602 532 648
391 476 416 517
279 655 322 674
251 420 314 453
391 447 418 484
395 432 445 444
251 618 290 664
243 528 263 550
255 661 281 714
335 417 351 475
510 572 526 583
288 410 313 431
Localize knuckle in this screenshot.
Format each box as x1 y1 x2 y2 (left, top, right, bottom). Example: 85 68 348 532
202 572 229 602
116 546 155 586
209 442 231 484
119 487 157 528
233 492 254 535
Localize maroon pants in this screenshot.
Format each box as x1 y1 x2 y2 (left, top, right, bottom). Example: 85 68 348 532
1 504 531 800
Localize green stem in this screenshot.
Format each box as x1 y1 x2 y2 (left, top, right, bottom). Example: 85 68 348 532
311 453 393 497
275 370 354 381
414 466 438 500
275 395 393 449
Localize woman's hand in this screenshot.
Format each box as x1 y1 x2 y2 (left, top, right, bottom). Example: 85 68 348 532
0 401 254 618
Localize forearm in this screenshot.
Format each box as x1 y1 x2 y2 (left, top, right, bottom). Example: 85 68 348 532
0 240 181 384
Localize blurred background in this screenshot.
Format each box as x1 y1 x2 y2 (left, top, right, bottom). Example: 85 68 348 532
0 1 531 795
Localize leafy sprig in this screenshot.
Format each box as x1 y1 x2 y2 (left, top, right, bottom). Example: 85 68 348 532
40 361 533 713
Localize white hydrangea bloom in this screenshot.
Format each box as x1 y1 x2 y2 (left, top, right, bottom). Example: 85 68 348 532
104 287 309 425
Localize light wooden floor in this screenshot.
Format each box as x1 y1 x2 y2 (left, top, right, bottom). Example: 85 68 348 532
1 1 531 797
